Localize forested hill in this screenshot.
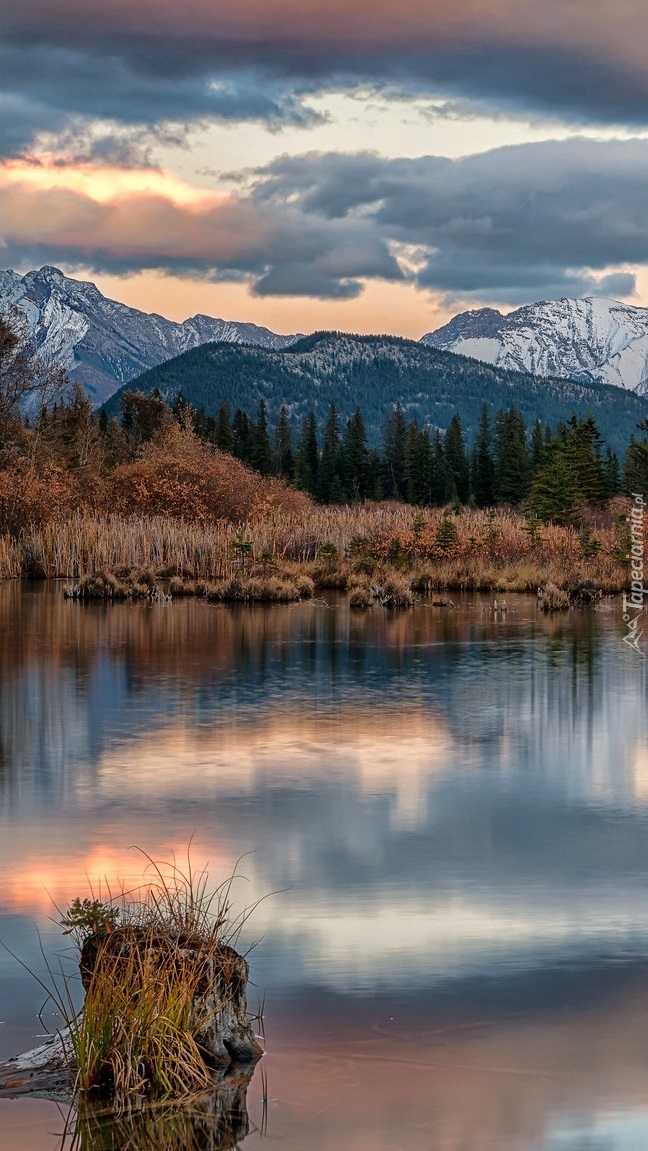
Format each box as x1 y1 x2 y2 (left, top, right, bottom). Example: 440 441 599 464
103 331 648 453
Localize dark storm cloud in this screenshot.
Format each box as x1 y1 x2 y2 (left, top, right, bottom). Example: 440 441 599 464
2 138 646 301
1 0 648 157
251 139 648 300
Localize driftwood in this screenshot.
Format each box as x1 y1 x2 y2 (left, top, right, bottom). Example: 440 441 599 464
0 1027 75 1098
0 935 262 1100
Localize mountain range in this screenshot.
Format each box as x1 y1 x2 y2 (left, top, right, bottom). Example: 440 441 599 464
0 266 298 405
2 267 648 443
102 331 648 455
423 296 648 395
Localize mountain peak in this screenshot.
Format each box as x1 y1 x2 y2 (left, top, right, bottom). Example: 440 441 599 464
422 295 648 395
31 265 65 282
0 266 299 405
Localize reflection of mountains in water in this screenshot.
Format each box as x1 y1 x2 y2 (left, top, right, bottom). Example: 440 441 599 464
66 1064 256 1151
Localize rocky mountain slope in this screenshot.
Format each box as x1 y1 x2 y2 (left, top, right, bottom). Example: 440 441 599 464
422 296 648 395
0 266 297 405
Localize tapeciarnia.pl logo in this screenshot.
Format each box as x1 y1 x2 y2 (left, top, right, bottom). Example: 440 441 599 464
622 493 645 655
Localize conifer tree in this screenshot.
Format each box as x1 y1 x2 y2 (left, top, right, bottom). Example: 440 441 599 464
215 399 234 453
232 408 250 461
444 413 470 503
526 445 577 524
318 402 342 503
273 405 294 480
249 399 273 475
404 422 434 506
565 413 607 506
382 403 408 500
603 447 620 497
342 406 369 501
295 409 319 496
624 419 648 495
494 406 530 503
530 419 546 476
431 429 450 505
471 404 495 507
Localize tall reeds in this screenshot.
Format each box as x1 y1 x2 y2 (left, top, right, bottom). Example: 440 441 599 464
0 500 638 592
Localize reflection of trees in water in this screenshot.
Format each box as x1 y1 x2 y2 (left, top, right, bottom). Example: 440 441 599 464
65 1064 256 1151
0 583 631 805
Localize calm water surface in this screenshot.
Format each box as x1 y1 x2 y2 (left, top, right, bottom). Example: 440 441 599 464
0 584 647 1150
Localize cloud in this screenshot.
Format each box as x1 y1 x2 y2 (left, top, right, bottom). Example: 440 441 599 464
1 137 647 303
250 139 648 300
0 180 402 298
1 0 648 157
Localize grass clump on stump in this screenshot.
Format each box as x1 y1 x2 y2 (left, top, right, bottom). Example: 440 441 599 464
0 851 263 1105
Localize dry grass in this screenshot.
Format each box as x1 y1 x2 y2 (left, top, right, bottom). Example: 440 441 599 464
0 501 638 595
349 586 372 610
22 851 261 1105
538 582 571 611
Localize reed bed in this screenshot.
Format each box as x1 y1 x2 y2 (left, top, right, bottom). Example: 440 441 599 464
0 501 638 594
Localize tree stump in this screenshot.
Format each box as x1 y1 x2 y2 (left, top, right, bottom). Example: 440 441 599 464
0 933 262 1099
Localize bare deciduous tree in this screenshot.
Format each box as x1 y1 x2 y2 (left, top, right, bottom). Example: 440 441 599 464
0 308 68 455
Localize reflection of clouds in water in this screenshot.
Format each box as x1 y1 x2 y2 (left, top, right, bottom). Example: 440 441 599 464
546 1110 648 1151
0 590 648 997
94 710 450 830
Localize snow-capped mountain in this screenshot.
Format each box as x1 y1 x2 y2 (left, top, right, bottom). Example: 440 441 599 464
422 296 648 395
0 266 298 405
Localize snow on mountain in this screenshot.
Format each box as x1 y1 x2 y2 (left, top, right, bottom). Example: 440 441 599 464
422 296 648 396
0 266 298 405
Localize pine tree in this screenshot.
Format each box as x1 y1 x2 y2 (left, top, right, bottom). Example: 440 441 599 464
249 399 273 475
431 430 450 505
526 445 577 524
471 404 495 507
624 420 648 495
530 419 546 476
565 413 607 506
404 422 434 506
444 413 470 503
232 408 250 462
494 406 530 503
382 404 408 499
273 406 294 480
318 402 343 503
215 399 234 453
295 410 319 496
172 390 195 430
342 406 369 501
367 448 383 500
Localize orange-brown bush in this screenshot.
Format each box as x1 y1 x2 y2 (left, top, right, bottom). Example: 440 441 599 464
0 461 94 535
107 438 309 522
0 433 310 539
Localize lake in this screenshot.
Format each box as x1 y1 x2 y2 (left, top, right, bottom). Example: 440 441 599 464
0 583 647 1151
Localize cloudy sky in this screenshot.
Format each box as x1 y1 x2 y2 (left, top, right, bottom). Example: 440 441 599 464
2 0 647 335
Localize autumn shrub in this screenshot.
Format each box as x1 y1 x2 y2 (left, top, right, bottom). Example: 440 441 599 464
107 436 310 523
169 576 196 596
0 461 86 535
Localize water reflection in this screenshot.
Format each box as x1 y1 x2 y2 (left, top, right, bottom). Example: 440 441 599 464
63 1066 255 1151
0 585 647 1151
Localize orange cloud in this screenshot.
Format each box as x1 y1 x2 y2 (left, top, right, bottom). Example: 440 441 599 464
0 160 214 206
